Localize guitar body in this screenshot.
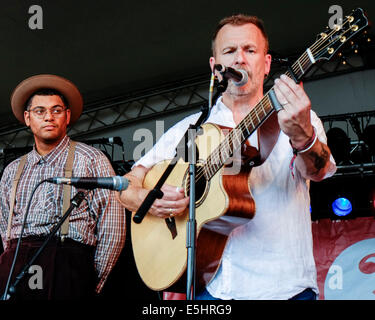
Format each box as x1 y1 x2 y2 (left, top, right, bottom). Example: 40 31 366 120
131 123 256 291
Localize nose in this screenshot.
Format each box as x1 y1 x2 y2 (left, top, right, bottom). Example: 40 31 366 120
43 109 55 120
234 49 246 66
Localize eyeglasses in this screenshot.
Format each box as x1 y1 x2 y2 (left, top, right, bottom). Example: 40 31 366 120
27 106 67 119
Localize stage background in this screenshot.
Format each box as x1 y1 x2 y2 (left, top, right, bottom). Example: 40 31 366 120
313 217 375 300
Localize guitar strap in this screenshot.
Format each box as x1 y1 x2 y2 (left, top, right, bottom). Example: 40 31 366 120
257 111 280 163
6 140 77 242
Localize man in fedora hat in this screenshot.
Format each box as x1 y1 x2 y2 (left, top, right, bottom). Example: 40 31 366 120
0 74 126 300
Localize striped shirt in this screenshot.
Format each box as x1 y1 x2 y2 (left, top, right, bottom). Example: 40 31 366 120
0 135 126 293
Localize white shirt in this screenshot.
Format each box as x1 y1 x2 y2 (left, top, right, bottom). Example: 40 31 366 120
136 97 336 299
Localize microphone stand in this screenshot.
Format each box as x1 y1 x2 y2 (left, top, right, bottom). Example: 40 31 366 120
185 78 227 300
2 191 86 300
185 123 199 300
133 76 227 300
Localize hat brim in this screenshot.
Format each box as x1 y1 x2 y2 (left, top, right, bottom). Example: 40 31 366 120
11 74 83 125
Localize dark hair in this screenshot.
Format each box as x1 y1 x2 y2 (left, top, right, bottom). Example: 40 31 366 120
211 14 269 56
25 88 69 110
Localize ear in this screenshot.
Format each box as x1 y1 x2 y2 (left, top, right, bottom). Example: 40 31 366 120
209 56 216 73
66 108 71 126
264 53 272 76
24 111 30 127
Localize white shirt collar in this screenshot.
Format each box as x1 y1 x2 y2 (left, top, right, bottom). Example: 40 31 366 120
207 96 236 128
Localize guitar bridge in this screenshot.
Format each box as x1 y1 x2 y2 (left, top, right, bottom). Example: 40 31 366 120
165 217 177 239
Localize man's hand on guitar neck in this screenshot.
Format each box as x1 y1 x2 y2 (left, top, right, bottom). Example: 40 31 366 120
273 74 333 181
116 165 189 218
273 74 313 147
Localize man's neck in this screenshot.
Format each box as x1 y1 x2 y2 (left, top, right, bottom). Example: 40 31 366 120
222 91 263 125
35 136 66 156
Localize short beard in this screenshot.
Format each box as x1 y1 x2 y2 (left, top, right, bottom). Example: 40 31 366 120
226 81 257 98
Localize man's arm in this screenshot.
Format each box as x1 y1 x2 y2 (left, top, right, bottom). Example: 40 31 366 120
293 131 334 181
116 165 150 212
273 74 336 181
117 165 189 219
91 154 126 293
0 160 19 249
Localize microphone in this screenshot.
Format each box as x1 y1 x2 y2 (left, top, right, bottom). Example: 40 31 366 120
46 176 129 191
214 64 248 86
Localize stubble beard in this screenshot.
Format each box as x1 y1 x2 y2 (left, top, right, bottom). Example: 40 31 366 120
33 125 66 145
225 75 260 99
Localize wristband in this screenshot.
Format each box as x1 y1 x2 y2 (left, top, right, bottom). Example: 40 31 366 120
290 127 317 155
289 127 317 178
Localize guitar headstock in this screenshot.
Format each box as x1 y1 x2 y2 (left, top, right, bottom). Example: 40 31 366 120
311 8 369 62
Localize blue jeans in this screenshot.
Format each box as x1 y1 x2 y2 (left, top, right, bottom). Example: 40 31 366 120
195 288 316 300
289 288 317 300
195 288 221 300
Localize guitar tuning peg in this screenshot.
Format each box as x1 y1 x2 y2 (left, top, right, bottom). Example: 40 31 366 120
346 15 354 23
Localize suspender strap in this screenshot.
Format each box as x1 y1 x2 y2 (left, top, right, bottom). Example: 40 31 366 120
60 140 77 237
6 140 78 242
6 155 28 240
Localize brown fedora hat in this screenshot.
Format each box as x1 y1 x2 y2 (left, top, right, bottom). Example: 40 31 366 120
11 74 83 125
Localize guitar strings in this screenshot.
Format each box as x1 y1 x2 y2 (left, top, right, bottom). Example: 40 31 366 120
307 17 353 57
196 94 273 183
288 16 353 78
295 21 358 83
199 93 275 182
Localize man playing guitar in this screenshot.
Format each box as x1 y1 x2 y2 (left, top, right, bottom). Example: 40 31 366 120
118 14 337 300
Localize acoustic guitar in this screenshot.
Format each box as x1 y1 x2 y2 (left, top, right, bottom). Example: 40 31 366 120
131 8 368 291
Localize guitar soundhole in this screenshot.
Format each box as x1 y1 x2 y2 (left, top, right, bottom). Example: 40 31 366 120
183 163 210 207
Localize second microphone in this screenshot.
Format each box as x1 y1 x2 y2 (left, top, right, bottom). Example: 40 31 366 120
46 176 129 191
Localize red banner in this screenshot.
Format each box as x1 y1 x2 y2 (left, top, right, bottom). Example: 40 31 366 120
312 217 375 300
